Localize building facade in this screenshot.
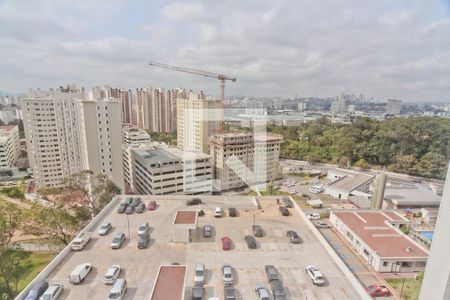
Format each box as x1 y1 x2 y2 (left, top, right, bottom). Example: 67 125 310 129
386 99 402 115
209 133 283 191
0 125 21 169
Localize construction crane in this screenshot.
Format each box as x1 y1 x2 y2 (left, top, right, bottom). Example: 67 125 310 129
148 60 236 131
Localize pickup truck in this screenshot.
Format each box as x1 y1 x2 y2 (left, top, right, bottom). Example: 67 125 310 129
71 232 92 251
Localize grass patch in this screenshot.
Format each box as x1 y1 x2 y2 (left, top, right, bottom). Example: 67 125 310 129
386 278 422 300
17 252 57 292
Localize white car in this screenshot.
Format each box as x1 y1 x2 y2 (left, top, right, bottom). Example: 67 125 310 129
307 213 321 220
214 207 223 217
40 283 63 300
98 222 112 236
222 264 234 285
138 222 149 235
103 265 121 285
305 265 326 286
194 263 205 284
289 190 297 195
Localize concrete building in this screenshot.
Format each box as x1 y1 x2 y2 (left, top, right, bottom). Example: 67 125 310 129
325 169 374 200
386 99 402 115
330 210 428 273
177 97 221 154
331 97 347 116
111 88 133 124
0 125 21 169
122 125 151 145
131 146 212 195
209 133 283 191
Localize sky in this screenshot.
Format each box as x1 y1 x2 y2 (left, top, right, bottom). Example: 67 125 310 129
1 0 450 102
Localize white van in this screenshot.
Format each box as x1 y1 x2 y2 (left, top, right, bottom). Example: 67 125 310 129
306 213 321 221
69 263 92 284
108 278 127 300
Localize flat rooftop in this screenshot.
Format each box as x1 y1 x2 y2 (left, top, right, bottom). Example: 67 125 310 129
328 174 373 192
150 265 186 300
174 211 197 224
22 195 363 300
134 147 179 163
333 211 428 259
385 181 442 206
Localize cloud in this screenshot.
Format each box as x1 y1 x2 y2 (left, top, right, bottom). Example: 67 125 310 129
0 0 450 102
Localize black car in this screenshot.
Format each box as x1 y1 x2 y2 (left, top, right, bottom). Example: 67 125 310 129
137 234 150 249
278 206 289 216
186 197 202 206
252 225 263 237
24 280 49 300
135 202 145 213
125 205 134 214
117 202 127 214
287 230 301 243
132 197 141 207
270 279 287 300
224 286 237 300
282 197 293 208
228 207 237 217
244 235 257 249
264 265 279 282
192 285 205 300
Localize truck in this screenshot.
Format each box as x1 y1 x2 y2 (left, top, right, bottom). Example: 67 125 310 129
71 232 92 251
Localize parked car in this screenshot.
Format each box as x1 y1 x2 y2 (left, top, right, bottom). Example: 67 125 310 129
192 285 204 300
221 236 232 250
111 233 126 249
98 222 112 236
286 230 301 243
264 265 279 282
69 263 92 284
107 278 127 300
282 197 293 208
224 286 237 300
147 200 157 210
103 265 121 285
228 207 237 217
138 222 149 235
306 213 321 220
194 263 205 284
305 265 326 286
137 234 149 249
24 280 48 300
366 284 392 297
135 202 145 213
40 283 63 300
71 232 92 251
270 279 287 300
255 285 270 300
313 220 330 228
252 224 263 237
131 197 141 207
214 207 223 217
124 205 134 214
117 203 127 214
124 197 133 206
222 264 234 285
289 190 297 195
278 206 289 216
244 235 257 249
202 225 212 237
186 197 202 206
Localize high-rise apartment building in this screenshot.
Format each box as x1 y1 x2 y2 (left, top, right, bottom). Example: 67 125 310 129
177 97 221 154
386 99 402 115
0 125 21 169
21 86 124 190
209 133 283 191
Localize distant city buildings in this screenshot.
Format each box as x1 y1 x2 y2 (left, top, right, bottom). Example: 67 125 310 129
331 97 347 116
0 125 21 169
209 132 283 191
386 99 402 115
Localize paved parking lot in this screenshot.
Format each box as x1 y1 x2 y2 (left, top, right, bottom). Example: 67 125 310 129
43 195 361 300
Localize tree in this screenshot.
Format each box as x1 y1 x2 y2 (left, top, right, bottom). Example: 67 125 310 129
338 156 349 168
416 152 448 178
354 158 370 170
395 155 418 175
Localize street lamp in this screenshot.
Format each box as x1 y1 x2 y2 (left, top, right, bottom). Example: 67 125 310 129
126 214 131 239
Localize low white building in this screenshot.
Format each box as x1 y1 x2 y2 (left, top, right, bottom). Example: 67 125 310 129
0 125 21 169
173 211 198 243
330 210 428 273
325 169 373 200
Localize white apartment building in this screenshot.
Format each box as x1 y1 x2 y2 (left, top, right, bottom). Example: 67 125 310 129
21 87 124 190
209 133 283 191
132 146 212 195
177 97 221 154
0 125 21 169
386 99 402 115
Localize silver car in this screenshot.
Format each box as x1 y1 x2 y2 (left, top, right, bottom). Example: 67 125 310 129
111 233 126 249
222 264 234 285
255 285 270 300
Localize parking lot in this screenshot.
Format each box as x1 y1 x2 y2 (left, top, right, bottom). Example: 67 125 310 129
43 195 361 300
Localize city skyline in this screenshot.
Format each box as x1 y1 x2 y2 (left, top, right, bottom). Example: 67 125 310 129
1 0 450 101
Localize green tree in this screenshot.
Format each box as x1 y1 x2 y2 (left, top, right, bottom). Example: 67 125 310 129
395 155 418 175
354 158 370 170
416 152 448 178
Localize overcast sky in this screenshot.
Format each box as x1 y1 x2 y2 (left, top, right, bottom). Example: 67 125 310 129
1 0 450 101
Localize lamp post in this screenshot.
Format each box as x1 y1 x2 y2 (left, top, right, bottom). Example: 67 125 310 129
126 214 131 239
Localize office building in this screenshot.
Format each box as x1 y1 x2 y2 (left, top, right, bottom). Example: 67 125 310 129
386 99 402 115
177 97 221 154
209 133 283 191
131 146 212 195
331 97 347 116
0 125 21 169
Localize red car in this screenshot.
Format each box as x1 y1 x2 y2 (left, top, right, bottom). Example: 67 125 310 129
147 200 156 210
366 284 391 297
221 236 232 250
